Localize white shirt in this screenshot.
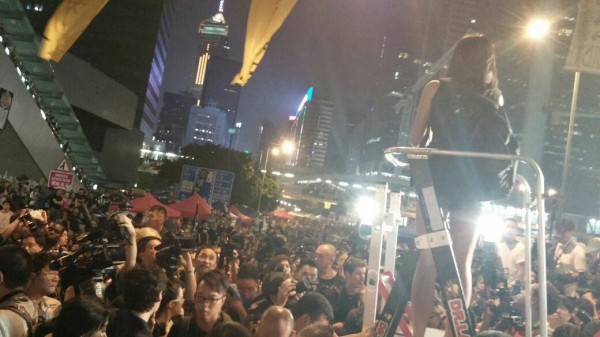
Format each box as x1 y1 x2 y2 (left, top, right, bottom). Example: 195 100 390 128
497 239 526 284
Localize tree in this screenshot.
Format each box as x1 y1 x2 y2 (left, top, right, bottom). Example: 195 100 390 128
158 144 282 210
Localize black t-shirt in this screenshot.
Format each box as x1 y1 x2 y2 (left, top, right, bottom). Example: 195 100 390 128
317 273 345 307
333 287 361 323
167 312 231 337
106 310 153 337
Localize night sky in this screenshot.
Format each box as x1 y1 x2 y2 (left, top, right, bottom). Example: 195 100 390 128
161 0 403 152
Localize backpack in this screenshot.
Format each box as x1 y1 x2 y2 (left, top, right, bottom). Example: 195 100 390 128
0 293 35 337
427 79 519 204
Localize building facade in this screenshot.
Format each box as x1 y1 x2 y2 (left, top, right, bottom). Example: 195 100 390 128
140 0 177 142
290 88 335 169
184 104 228 147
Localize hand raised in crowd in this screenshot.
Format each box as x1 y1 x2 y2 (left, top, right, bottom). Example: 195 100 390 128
275 278 297 306
116 213 136 241
179 251 194 272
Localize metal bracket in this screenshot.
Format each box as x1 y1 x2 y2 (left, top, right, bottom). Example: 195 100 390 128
414 230 451 250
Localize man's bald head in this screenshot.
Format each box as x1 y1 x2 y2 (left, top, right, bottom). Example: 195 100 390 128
256 306 295 337
315 244 337 271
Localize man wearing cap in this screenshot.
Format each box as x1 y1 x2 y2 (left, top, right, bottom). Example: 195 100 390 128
554 218 587 298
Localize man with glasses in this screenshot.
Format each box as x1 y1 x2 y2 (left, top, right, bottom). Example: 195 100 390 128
169 270 232 337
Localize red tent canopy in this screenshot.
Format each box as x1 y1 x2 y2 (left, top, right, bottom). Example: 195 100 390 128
169 194 212 220
272 209 292 221
228 205 252 224
130 193 181 217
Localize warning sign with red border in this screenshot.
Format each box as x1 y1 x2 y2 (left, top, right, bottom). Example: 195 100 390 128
48 159 73 189
48 170 74 189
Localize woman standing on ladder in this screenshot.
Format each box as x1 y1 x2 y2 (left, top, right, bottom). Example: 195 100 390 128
409 34 501 337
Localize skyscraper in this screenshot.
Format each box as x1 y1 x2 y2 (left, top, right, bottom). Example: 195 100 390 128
290 88 335 169
140 0 177 142
190 0 230 102
153 92 196 152
184 103 229 147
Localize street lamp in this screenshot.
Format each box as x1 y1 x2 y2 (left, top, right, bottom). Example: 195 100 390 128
525 18 550 41
257 141 295 213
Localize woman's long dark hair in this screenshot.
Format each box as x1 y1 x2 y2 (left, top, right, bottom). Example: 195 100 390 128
446 34 497 95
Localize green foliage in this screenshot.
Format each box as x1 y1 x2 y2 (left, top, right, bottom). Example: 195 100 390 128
157 143 282 210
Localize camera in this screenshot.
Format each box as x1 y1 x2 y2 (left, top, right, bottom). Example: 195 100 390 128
154 232 199 276
295 276 318 293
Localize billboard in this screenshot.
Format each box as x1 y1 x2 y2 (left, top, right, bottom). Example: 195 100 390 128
179 165 234 206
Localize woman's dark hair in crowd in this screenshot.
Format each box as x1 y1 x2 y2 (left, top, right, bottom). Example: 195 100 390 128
157 277 183 315
53 296 109 337
121 265 167 312
199 269 230 294
446 34 497 95
206 321 251 337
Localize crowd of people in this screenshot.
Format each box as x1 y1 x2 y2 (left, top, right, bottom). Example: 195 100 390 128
1 174 600 337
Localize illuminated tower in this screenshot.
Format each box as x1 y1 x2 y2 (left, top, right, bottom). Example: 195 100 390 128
190 0 230 103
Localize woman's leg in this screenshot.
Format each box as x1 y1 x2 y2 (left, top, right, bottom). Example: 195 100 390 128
448 207 481 307
411 205 437 337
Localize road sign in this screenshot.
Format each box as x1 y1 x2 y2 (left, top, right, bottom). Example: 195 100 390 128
48 170 74 189
179 165 235 206
56 159 69 171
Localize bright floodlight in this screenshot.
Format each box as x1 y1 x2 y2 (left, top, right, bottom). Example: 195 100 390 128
271 147 281 156
281 140 295 155
478 212 504 243
547 188 558 197
526 18 550 40
356 196 379 224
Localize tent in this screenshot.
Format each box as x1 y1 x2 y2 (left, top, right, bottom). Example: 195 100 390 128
272 209 293 221
228 205 252 224
169 194 212 220
130 193 181 217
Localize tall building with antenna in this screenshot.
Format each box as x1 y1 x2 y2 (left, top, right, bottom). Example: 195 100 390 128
190 0 230 102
